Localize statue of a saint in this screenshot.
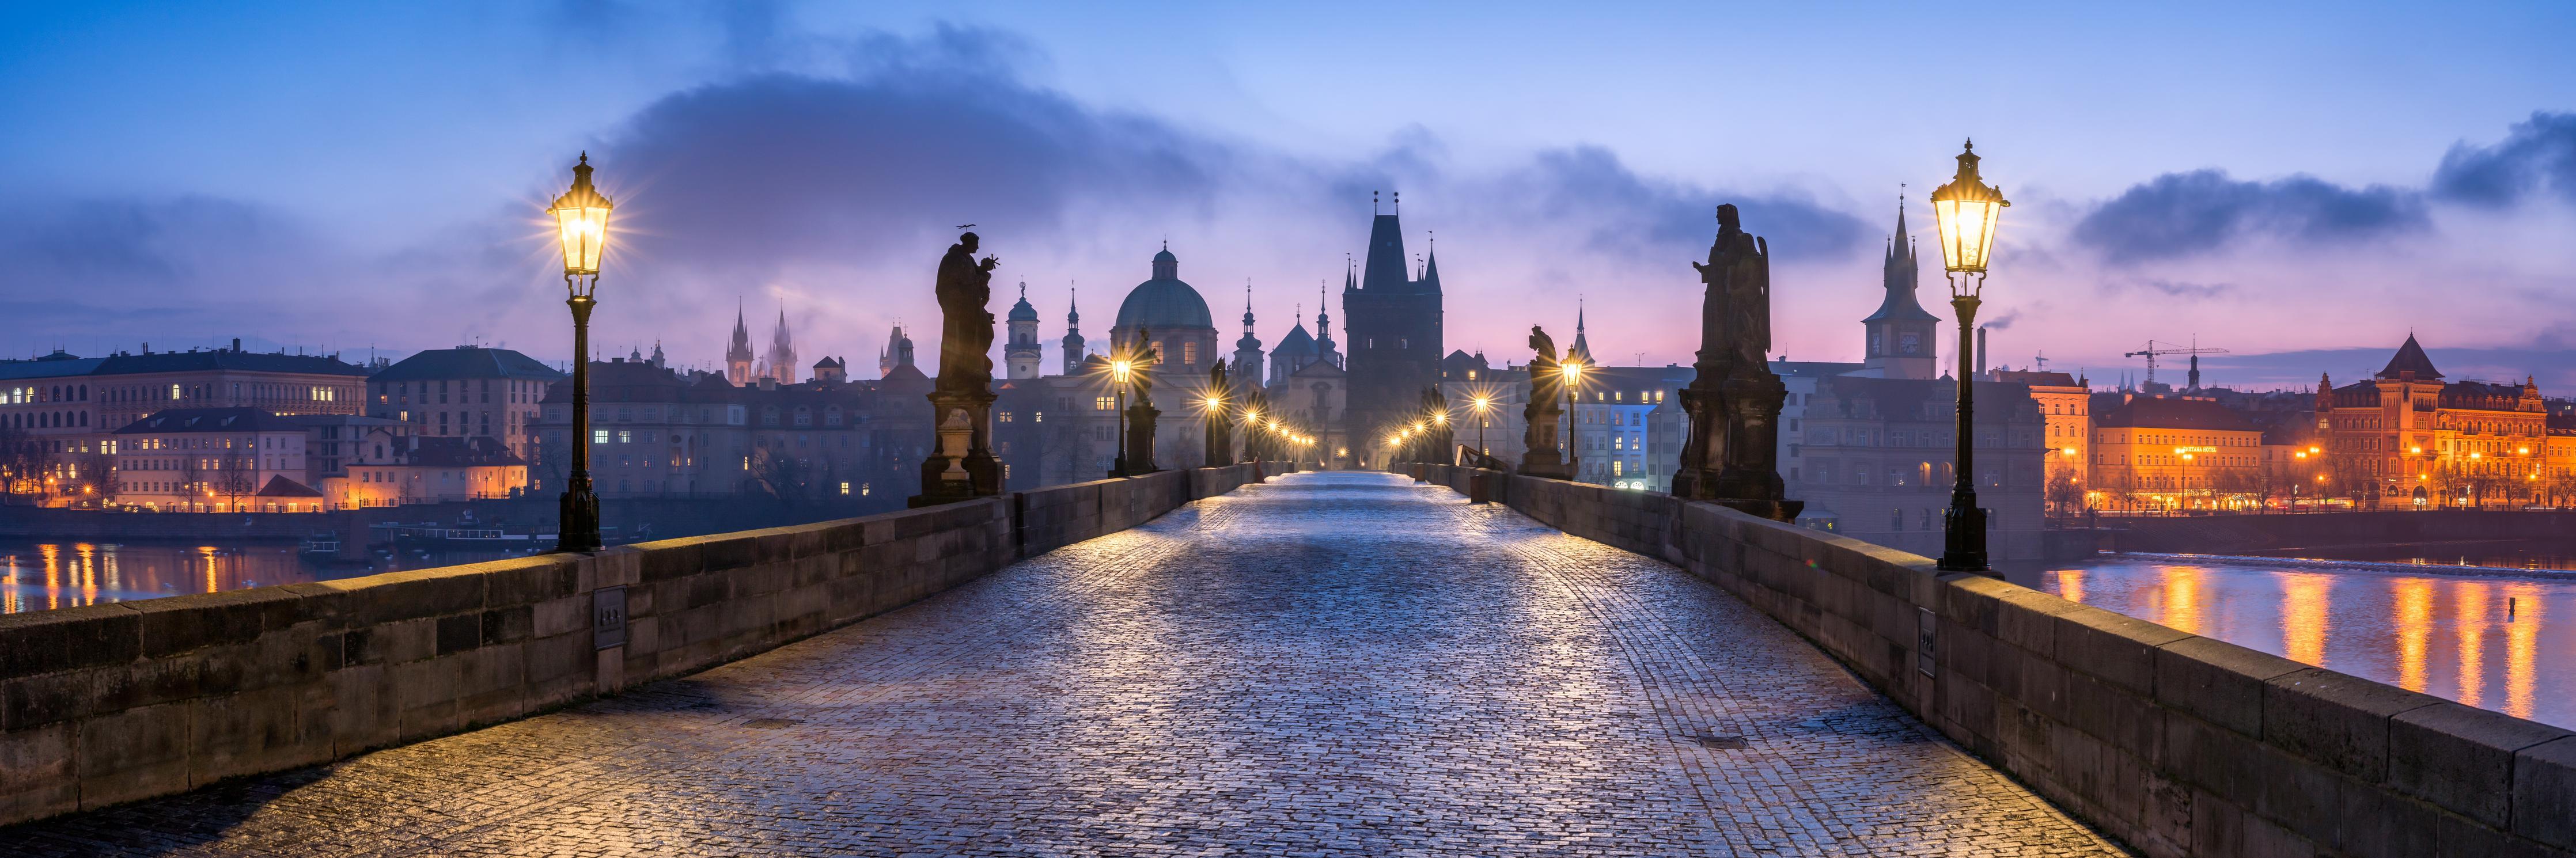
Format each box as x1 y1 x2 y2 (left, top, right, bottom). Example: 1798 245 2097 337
934 232 1001 389
1691 204 1771 374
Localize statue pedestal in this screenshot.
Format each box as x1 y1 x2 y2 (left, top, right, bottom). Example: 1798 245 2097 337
1714 497 1804 522
1518 451 1573 480
1672 373 1798 521
910 388 1000 507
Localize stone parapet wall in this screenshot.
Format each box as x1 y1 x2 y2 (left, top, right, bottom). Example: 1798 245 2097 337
0 464 1256 826
1424 464 2575 858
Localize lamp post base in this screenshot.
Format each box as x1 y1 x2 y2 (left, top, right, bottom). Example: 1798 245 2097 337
558 475 602 553
1937 500 1990 573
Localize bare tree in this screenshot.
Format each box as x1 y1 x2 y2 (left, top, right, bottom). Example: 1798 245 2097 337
179 455 206 510
2044 469 2085 519
68 451 116 506
217 454 258 511
0 423 50 504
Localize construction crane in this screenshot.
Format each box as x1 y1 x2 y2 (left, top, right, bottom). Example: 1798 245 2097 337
2123 340 2229 388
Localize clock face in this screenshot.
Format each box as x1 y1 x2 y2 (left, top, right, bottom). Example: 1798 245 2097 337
1899 333 1922 355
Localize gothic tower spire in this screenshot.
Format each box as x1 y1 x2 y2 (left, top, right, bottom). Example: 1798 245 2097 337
1061 284 1087 376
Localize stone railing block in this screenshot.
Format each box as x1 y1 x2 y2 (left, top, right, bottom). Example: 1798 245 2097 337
2388 703 2570 830
2514 735 2576 849
2264 667 2446 782
2054 606 2192 696
2154 636 2305 739
0 603 141 678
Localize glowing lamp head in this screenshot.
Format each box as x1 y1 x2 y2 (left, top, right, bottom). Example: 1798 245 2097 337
2060 447 2077 457
1110 359 1134 382
1928 140 2009 275
1472 396 1492 411
1433 412 1448 426
1412 421 1426 432
2411 446 2422 454
548 153 614 282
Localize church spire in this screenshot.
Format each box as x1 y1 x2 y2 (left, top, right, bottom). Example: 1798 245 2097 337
1420 232 1441 293
1567 297 1593 364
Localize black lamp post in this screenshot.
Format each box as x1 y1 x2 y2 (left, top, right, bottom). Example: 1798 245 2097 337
1109 356 1134 476
1929 140 2009 573
548 153 612 553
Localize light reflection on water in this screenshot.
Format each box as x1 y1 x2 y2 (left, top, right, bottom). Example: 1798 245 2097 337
1 542 531 614
2025 556 2571 729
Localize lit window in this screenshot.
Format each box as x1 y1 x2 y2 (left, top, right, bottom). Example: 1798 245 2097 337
839 481 851 495
593 430 608 445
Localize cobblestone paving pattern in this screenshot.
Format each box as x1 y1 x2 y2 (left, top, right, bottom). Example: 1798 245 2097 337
5 471 2128 856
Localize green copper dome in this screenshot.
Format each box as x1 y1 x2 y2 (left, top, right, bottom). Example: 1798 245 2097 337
1115 244 1214 331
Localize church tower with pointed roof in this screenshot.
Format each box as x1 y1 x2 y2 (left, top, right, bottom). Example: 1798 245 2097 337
1005 282 1041 379
1861 199 1939 380
1566 298 1594 365
726 303 756 385
1342 192 1444 458
1232 282 1264 386
1060 288 1086 376
879 324 916 378
765 305 799 383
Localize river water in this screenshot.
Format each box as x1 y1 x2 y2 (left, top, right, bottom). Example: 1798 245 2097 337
2011 549 2576 730
0 541 532 615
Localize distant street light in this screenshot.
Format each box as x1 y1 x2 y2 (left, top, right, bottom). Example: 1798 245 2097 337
1561 360 1586 477
1470 395 1494 461
548 153 613 552
1930 139 2009 572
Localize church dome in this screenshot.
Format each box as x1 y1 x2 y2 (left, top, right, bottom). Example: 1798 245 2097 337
1114 245 1214 331
1007 293 1039 322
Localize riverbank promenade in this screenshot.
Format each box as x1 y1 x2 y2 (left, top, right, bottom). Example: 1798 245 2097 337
2 472 2120 856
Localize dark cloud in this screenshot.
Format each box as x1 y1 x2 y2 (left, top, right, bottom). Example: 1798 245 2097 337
1505 146 1866 261
600 24 1232 279
2107 278 2236 299
2070 169 2426 261
2432 111 2576 207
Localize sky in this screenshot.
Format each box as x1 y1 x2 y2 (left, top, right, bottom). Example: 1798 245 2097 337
3 1 2574 390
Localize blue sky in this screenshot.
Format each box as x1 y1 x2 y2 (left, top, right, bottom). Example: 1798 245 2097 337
3 1 2573 388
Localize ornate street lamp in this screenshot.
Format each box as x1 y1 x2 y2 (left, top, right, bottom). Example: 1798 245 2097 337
1929 139 2008 572
1108 358 1135 476
548 153 612 552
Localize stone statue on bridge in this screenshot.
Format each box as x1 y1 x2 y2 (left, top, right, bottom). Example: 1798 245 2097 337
1519 325 1571 479
912 231 1005 507
1671 204 1798 520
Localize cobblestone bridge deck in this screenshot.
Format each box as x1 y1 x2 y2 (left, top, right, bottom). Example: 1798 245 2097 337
8 472 2124 856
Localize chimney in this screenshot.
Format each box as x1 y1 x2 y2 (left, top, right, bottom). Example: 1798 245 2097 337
232 338 242 352
1975 326 1988 379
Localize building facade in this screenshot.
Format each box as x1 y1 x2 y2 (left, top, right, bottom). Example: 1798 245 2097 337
2317 335 2552 508
365 346 564 461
